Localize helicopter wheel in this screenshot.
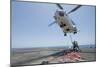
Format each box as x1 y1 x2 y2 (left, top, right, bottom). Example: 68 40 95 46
73 32 77 34
64 33 67 36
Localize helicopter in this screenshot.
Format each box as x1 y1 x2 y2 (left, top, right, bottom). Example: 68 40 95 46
48 4 82 36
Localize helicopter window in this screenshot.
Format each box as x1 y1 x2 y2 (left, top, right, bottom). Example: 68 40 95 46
60 22 66 27
59 12 64 16
60 25 63 27
63 24 66 26
66 28 70 31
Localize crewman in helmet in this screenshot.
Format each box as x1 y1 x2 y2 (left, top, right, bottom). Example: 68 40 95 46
72 41 80 52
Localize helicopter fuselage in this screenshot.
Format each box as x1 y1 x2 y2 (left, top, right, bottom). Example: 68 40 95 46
54 10 77 36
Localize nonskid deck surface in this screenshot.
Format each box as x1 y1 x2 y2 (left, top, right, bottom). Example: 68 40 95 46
11 48 96 66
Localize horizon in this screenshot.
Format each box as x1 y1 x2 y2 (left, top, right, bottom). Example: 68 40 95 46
12 44 96 49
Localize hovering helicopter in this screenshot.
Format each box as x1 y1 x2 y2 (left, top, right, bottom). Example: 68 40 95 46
48 4 82 36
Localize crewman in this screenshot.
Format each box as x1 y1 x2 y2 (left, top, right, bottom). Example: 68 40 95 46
72 41 80 52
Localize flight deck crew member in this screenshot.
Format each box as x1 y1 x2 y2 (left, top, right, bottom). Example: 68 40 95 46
72 41 80 52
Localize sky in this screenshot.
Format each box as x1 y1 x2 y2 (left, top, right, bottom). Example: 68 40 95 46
12 1 96 48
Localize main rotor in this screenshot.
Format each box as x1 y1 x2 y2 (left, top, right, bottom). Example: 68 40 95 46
56 3 82 14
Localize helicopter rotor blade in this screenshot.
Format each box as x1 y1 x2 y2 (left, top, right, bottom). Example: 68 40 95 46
56 4 63 10
68 5 82 14
48 21 56 27
71 19 76 25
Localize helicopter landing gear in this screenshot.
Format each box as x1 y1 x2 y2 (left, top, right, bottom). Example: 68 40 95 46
73 31 77 34
64 33 67 36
